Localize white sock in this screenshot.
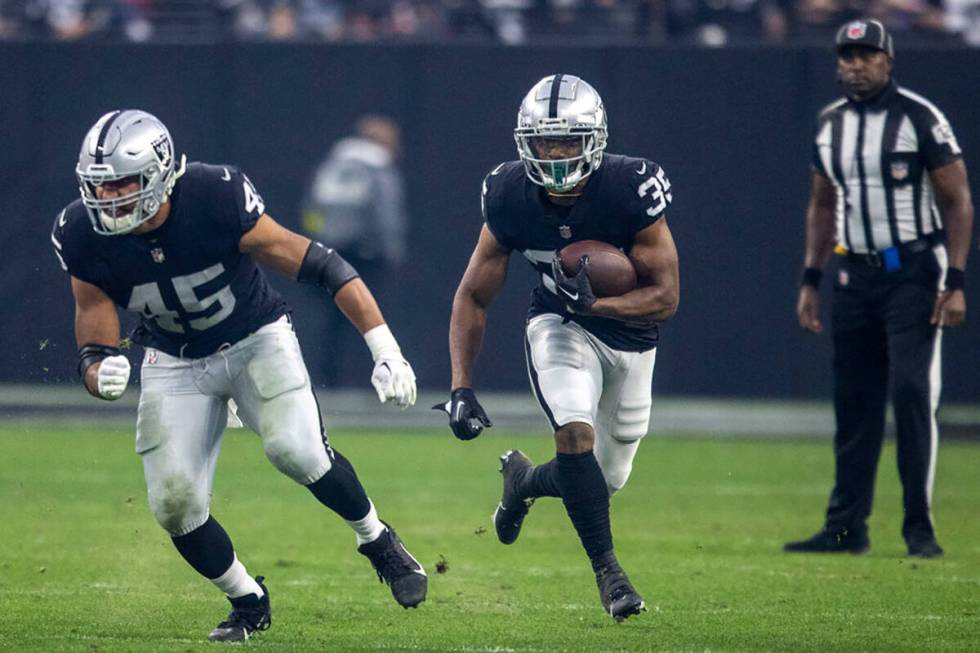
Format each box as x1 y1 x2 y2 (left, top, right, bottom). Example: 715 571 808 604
210 555 264 599
345 500 386 546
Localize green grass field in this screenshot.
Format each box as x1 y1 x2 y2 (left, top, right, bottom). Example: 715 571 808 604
1 424 978 652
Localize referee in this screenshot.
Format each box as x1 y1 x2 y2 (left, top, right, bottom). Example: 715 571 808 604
785 19 974 558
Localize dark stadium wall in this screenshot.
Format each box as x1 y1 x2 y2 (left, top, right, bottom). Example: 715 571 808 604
4 43 979 401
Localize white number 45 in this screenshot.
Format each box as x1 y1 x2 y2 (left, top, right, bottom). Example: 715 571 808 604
243 175 265 215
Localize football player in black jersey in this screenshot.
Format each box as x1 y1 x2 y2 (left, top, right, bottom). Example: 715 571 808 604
51 110 427 641
439 75 680 621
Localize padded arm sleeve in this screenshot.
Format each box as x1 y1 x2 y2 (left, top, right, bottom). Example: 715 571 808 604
297 241 360 295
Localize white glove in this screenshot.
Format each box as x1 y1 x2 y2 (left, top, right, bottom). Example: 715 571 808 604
371 354 417 409
97 355 131 400
364 324 417 409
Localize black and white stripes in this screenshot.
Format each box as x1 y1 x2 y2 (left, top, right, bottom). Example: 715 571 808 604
813 84 960 254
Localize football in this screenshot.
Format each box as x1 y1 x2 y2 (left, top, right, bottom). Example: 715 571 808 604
558 240 637 297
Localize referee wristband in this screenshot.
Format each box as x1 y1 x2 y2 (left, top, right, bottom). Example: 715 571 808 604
801 267 823 289
945 267 965 291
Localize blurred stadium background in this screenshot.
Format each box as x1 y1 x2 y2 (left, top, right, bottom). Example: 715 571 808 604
1 2 978 418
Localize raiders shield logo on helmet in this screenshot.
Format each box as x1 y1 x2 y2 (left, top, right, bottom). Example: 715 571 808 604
151 135 173 169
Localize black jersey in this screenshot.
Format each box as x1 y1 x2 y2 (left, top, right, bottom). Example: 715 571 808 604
482 153 672 352
51 162 288 358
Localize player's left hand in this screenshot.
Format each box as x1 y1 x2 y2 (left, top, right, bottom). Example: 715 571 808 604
371 354 417 408
551 254 597 314
931 289 966 328
96 354 131 400
433 387 493 440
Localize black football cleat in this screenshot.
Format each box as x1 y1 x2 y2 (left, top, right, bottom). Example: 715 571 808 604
492 449 535 545
208 576 271 642
358 522 428 608
593 555 645 622
907 537 944 559
783 528 870 554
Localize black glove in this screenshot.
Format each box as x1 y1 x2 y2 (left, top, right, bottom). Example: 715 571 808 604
551 254 597 314
432 387 493 440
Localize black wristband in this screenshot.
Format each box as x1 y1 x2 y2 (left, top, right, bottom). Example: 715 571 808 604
77 343 121 379
801 267 823 289
945 267 965 291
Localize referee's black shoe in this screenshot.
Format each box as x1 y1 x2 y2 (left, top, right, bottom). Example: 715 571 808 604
493 449 535 545
907 537 944 559
783 528 870 554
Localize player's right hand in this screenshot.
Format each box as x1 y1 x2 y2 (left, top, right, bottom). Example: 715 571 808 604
97 355 131 400
797 286 823 334
371 353 417 409
551 254 597 314
433 387 493 440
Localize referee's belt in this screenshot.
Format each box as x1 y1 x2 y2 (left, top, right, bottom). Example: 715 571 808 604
839 231 944 268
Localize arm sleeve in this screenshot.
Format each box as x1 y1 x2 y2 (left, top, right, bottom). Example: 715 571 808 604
811 115 832 178
481 167 515 250
630 160 673 233
811 139 829 177
51 207 103 286
225 167 267 234
913 105 963 171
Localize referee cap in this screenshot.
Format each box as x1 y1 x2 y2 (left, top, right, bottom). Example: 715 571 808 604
835 19 894 58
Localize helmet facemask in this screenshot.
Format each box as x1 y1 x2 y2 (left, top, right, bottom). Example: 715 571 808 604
515 125 606 193
513 75 609 194
79 167 156 235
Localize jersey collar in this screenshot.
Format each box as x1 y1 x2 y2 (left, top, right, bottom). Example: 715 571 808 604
847 78 897 111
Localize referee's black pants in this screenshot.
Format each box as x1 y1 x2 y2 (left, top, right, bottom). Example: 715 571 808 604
825 248 944 544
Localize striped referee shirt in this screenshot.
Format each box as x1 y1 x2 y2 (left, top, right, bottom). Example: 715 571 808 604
813 79 963 254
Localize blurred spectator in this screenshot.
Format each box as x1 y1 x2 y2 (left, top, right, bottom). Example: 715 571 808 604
0 0 968 44
867 0 948 43
946 0 980 44
301 115 409 387
667 0 790 45
790 0 863 43
0 0 151 40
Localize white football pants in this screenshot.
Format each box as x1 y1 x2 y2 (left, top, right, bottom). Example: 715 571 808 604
524 313 656 495
136 316 332 535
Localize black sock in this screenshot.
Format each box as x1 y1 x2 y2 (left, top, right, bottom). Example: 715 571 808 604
520 458 562 498
305 447 371 521
556 450 612 561
171 515 235 579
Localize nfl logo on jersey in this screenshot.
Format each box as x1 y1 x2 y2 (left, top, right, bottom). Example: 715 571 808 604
559 225 572 239
150 247 166 263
